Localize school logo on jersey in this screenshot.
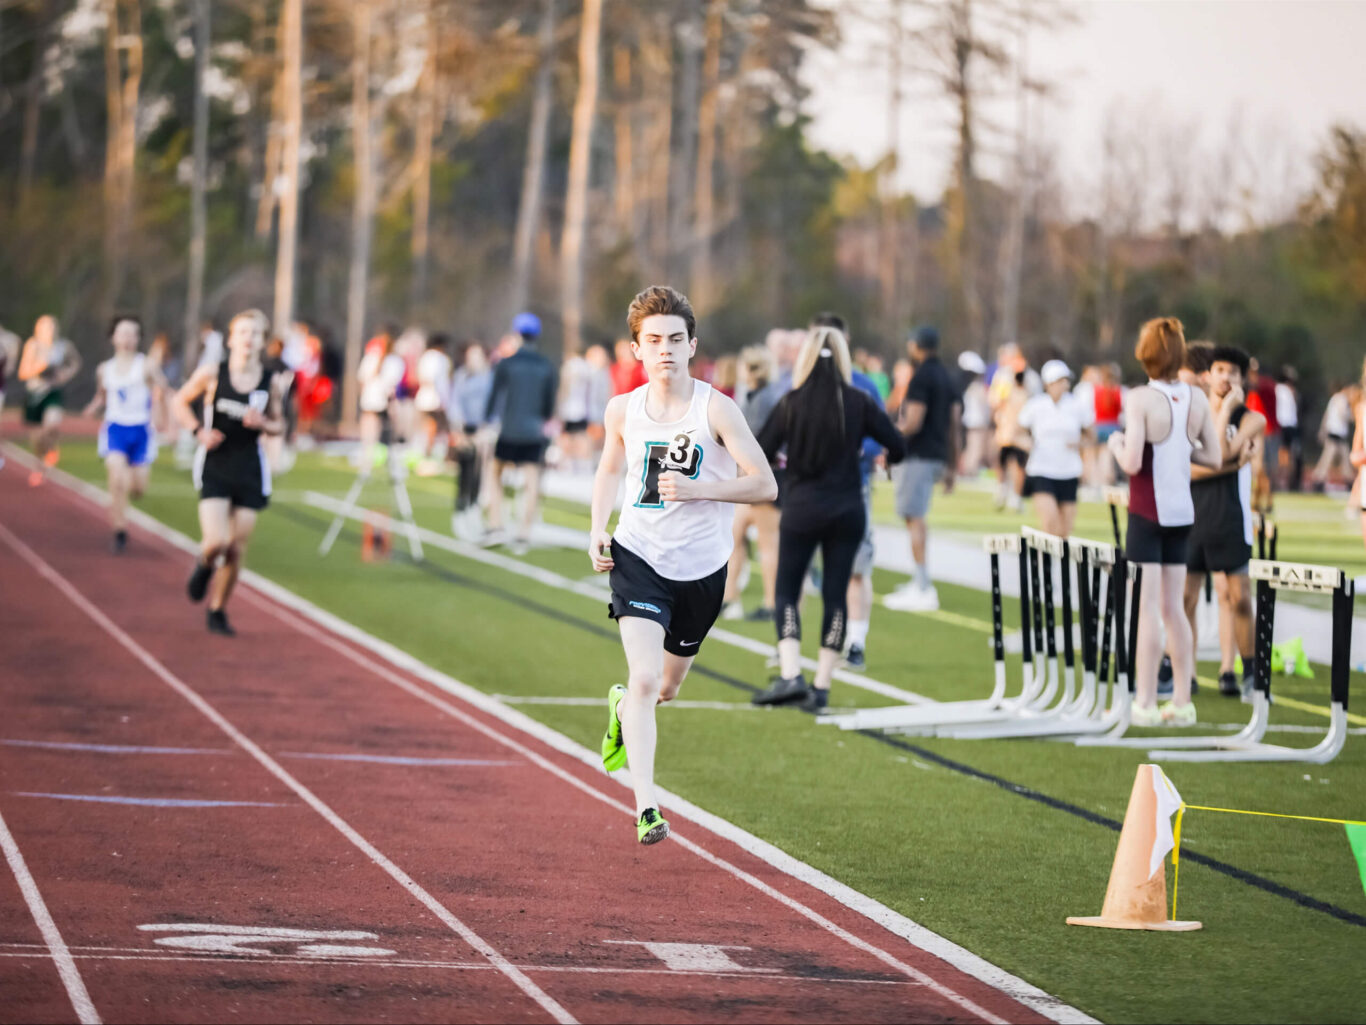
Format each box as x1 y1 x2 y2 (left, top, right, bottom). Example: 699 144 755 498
634 432 704 509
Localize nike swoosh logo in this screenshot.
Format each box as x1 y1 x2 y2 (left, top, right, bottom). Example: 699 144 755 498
679 640 699 647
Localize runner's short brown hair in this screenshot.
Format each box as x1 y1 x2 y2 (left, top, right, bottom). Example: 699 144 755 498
1135 317 1185 380
627 286 696 343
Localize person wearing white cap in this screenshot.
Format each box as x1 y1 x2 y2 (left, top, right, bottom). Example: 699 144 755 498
957 351 991 476
1017 359 1094 538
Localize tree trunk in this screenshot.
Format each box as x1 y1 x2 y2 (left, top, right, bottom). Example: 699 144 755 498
255 55 284 240
18 3 53 206
690 0 724 313
272 0 303 335
410 0 437 314
998 17 1027 348
879 0 903 341
612 45 635 240
560 0 604 357
509 0 557 319
950 0 983 345
103 0 142 310
645 31 673 280
183 0 210 369
342 0 375 434
669 0 702 281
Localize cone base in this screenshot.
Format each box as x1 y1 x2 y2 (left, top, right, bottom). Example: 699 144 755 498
1066 915 1202 931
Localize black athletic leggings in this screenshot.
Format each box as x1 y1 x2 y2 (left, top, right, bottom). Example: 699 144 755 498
454 433 482 512
774 505 866 653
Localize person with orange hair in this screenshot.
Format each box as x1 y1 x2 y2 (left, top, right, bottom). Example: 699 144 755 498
1107 318 1222 727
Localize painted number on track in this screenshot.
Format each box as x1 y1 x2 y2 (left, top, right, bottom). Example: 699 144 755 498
604 940 777 974
138 923 396 958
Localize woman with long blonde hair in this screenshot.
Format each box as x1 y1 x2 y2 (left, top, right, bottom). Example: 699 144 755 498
750 325 904 711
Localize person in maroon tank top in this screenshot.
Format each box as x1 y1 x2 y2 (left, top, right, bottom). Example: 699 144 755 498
1107 318 1221 727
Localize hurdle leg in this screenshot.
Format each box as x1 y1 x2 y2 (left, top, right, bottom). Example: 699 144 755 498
320 469 371 555
1060 542 1076 707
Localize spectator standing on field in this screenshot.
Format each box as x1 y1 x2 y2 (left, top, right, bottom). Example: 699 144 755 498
1275 367 1302 491
884 326 960 613
609 338 647 396
1314 381 1357 490
415 333 453 465
957 351 991 476
449 340 493 539
1019 360 1093 538
482 313 558 554
722 345 782 622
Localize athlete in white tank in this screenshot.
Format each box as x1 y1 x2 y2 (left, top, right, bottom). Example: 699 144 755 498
82 315 166 553
1108 318 1221 727
589 286 777 846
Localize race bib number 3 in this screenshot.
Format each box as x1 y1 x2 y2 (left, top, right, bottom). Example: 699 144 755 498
635 434 702 508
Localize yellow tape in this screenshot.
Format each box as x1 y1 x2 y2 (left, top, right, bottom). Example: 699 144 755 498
1182 804 1366 827
1195 676 1366 727
1170 803 1366 922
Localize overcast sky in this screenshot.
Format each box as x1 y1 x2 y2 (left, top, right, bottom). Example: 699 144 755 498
802 0 1366 220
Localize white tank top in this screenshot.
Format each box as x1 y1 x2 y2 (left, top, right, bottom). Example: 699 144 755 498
613 380 736 581
103 354 153 427
1145 379 1194 526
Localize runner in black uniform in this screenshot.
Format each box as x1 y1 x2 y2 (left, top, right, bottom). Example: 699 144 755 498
1183 344 1265 697
171 310 286 636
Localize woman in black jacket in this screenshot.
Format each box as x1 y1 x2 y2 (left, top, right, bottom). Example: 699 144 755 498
752 326 905 711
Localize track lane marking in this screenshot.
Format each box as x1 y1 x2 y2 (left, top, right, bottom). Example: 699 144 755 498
1 443 1094 1025
0 804 101 1024
0 520 577 1025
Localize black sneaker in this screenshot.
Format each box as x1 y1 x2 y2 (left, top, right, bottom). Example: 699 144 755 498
187 560 213 602
751 673 809 706
745 606 774 623
798 688 830 713
206 608 236 636
112 530 128 554
1219 671 1239 696
843 644 866 672
1191 676 1200 696
1157 655 1174 698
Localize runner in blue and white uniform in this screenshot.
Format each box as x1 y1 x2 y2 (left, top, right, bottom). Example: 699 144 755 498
83 315 165 553
589 286 777 846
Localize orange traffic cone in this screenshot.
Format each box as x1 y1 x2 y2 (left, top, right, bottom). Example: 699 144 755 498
1067 764 1202 931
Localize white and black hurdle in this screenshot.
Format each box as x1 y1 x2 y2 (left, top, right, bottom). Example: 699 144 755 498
1152 558 1355 764
824 528 1142 737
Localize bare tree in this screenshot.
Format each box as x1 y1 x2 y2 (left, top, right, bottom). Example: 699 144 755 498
669 0 703 280
102 0 143 309
560 0 604 356
342 0 376 432
183 0 210 368
509 0 557 319
690 0 725 312
272 0 303 334
879 0 905 341
410 0 437 313
18 2 58 207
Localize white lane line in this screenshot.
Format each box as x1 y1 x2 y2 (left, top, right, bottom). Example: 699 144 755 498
0 521 576 1025
0 804 101 1024
243 591 1011 1025
277 752 520 767
303 491 930 706
0 948 913 984
3 443 1096 1025
0 739 230 756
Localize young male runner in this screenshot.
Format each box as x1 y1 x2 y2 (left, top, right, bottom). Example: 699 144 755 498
589 286 777 845
17 315 82 486
172 310 287 636
1183 345 1265 698
83 315 167 552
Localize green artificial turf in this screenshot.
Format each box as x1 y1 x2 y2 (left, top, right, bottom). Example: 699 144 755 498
32 442 1366 1024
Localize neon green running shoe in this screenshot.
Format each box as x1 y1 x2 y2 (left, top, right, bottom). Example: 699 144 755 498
637 807 670 845
601 684 627 772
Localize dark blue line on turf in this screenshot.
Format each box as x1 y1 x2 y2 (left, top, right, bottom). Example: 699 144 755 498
279 505 1366 930
14 792 288 808
1 739 228 756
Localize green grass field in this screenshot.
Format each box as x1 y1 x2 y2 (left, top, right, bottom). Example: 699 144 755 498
23 440 1366 1024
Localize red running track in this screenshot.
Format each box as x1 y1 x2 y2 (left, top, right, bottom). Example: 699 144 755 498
0 458 1059 1024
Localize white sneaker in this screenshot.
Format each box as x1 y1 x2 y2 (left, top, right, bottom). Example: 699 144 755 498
479 529 507 549
883 583 939 612
1130 703 1164 727
721 600 745 621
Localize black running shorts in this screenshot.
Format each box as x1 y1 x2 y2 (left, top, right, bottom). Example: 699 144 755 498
1126 511 1190 566
1022 475 1078 503
494 436 547 465
607 538 727 657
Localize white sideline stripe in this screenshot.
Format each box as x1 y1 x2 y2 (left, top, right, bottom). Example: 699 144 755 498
497 695 762 711
0 520 577 1025
0 805 101 1024
1 444 1096 1025
303 490 930 707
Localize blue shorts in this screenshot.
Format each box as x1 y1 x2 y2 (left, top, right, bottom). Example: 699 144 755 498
99 422 155 466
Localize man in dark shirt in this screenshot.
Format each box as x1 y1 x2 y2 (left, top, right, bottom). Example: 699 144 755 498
482 312 558 553
884 325 960 613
